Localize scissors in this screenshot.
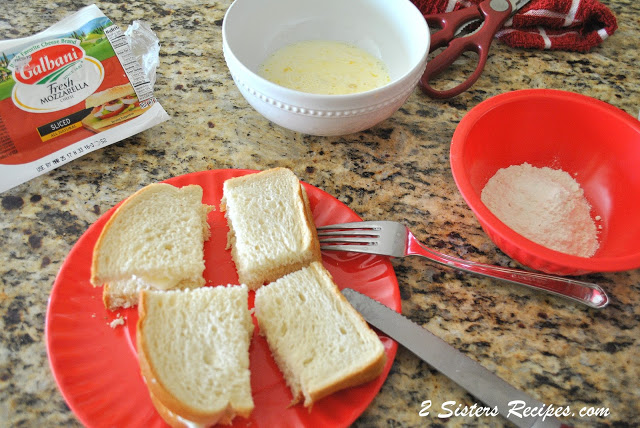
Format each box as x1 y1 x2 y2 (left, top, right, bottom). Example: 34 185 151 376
419 0 532 99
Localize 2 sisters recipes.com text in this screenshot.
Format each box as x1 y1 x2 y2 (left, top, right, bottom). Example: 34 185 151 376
419 400 611 422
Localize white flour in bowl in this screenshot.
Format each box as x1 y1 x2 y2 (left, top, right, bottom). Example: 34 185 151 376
480 162 599 257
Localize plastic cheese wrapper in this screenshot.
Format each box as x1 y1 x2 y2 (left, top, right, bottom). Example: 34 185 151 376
0 5 170 193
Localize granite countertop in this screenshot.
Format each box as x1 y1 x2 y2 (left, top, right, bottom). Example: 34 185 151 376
1 0 639 427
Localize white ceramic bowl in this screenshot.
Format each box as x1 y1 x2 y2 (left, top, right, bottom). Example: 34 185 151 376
222 0 430 136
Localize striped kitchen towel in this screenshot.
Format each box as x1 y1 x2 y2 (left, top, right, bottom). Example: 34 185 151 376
412 0 617 52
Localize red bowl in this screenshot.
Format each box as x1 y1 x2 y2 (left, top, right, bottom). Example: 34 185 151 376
450 89 640 275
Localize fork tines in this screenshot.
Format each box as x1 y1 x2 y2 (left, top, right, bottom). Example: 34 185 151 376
316 222 381 247
316 221 382 231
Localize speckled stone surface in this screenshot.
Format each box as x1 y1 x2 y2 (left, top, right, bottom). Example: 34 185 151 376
1 0 639 427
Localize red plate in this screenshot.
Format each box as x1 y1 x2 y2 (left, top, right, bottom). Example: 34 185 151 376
45 169 400 428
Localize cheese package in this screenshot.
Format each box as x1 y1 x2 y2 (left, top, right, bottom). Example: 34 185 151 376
0 5 169 193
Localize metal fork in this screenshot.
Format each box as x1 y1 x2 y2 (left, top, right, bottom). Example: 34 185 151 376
317 221 608 309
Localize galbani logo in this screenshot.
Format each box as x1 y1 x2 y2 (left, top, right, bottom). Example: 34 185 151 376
14 44 84 85
9 38 104 113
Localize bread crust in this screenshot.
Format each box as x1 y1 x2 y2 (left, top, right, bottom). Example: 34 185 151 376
137 290 252 426
300 184 323 267
304 352 386 406
147 389 239 428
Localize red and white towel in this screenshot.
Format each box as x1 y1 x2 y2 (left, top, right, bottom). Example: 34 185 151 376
411 0 618 52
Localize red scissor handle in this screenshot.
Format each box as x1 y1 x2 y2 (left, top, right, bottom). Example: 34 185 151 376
420 0 512 99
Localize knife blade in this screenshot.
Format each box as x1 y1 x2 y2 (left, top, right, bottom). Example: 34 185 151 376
342 288 566 428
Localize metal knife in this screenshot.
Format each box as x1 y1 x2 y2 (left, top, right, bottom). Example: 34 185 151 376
342 288 567 428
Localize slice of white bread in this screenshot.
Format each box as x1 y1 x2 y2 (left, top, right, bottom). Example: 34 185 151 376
137 285 254 427
221 168 321 289
253 261 386 407
90 183 213 310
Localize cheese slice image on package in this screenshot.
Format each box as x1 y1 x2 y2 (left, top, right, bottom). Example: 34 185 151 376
0 5 169 193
